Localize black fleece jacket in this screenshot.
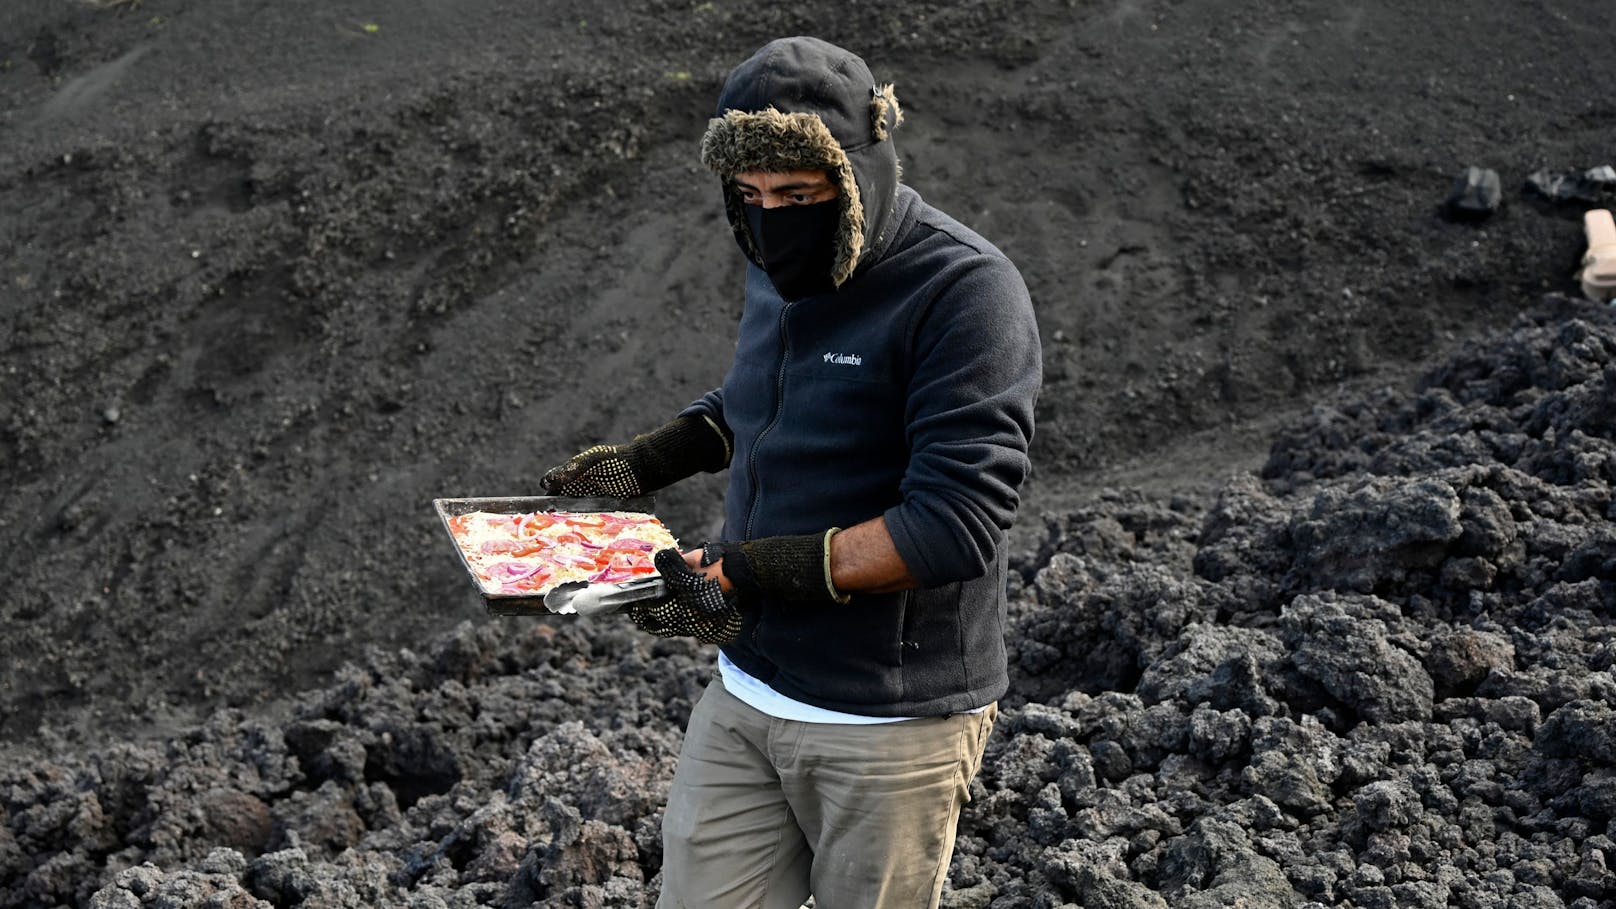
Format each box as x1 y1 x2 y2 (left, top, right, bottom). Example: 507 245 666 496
682 184 1041 716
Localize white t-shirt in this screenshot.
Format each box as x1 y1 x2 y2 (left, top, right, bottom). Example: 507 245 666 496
717 651 988 724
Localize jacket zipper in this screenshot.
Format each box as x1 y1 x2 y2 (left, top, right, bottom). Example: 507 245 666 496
745 299 795 540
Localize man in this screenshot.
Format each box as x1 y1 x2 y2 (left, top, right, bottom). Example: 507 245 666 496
541 35 1041 909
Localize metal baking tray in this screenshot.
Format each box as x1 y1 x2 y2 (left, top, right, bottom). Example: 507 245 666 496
432 494 660 616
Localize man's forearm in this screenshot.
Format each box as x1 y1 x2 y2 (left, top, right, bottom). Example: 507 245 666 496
686 515 919 597
828 516 918 594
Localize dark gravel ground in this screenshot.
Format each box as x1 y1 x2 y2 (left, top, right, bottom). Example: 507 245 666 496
3 0 1615 906
6 299 1614 908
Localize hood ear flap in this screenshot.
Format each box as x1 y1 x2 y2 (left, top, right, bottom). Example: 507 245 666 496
871 84 903 142
827 157 864 287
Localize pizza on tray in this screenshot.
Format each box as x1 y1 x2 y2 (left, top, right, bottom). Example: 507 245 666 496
445 510 680 595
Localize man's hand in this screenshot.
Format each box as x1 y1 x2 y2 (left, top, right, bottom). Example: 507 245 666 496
627 549 745 645
542 444 643 498
540 415 733 499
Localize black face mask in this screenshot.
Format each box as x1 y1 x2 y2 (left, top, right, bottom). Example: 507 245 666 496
743 200 840 301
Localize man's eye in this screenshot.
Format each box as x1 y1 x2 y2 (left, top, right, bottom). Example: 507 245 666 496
791 194 813 204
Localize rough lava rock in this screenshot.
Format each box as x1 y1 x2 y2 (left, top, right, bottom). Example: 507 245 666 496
3 308 1615 909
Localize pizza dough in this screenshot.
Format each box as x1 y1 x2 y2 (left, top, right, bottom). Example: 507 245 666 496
445 510 680 595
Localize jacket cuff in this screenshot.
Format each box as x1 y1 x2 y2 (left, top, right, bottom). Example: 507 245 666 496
721 530 848 607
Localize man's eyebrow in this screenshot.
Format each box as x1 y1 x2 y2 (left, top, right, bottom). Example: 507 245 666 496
733 178 829 192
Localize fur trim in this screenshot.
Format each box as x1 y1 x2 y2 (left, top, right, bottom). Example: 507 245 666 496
701 108 866 288
871 84 903 141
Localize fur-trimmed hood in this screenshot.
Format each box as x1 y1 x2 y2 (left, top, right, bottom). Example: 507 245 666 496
701 37 903 289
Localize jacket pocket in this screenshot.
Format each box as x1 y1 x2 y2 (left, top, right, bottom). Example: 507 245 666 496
756 589 910 680
893 590 915 667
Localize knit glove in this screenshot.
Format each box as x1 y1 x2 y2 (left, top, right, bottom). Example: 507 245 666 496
541 415 731 497
708 529 850 608
627 549 745 645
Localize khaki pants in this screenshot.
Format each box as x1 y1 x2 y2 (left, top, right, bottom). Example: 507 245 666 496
657 678 997 909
